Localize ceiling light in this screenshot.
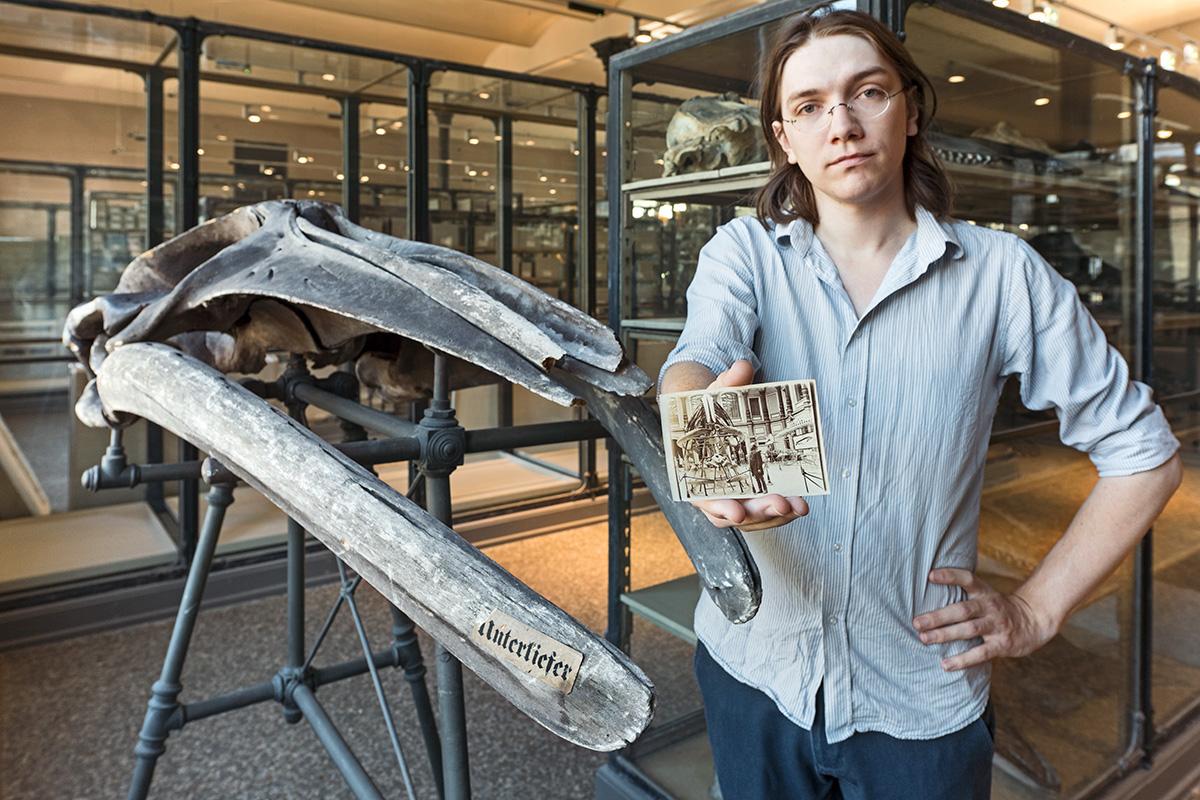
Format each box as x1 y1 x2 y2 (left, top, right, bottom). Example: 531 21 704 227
494 134 503 142
991 0 1008 7
262 166 274 176
559 177 567 183
1034 97 1050 106
488 184 495 191
221 184 230 191
632 205 646 219
1161 48 1178 71
1105 25 1125 51
297 155 308 164
481 170 489 177
1185 41 1200 65
247 113 262 123
260 105 272 113
673 203 687 212
1157 129 1174 139
947 75 965 83
335 172 345 180
467 132 480 145
391 120 404 130
635 31 652 44
377 162 387 170
478 91 491 100
216 133 228 142
1165 174 1182 187
572 148 580 156
375 126 387 135
168 160 179 170
467 168 478 176
307 189 316 196
196 147 204 156
360 175 370 183
524 139 536 146
1117 110 1132 120
548 188 557 195
539 175 548 182
321 72 336 81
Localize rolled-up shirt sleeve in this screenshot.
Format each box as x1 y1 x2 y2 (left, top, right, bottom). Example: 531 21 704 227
657 221 761 393
1000 237 1179 476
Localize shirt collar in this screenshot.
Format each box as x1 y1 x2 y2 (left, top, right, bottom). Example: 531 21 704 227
772 205 964 266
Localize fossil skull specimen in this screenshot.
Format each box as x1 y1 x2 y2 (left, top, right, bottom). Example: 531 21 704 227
661 93 766 177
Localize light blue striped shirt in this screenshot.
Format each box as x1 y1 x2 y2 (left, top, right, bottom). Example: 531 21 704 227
658 206 1179 743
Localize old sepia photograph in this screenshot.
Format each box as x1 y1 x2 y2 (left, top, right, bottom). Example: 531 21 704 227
659 380 830 502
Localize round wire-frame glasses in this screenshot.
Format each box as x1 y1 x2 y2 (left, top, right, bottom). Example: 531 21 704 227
781 86 909 132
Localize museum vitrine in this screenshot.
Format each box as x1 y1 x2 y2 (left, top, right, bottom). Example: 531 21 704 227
601 1 1200 798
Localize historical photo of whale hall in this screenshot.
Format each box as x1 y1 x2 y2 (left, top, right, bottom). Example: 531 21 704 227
660 379 829 502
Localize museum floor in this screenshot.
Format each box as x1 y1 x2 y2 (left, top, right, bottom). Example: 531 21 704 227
2 497 1200 799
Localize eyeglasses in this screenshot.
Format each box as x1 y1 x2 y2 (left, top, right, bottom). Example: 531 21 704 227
780 86 908 132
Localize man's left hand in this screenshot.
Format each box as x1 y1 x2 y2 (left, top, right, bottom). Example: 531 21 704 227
913 568 1058 671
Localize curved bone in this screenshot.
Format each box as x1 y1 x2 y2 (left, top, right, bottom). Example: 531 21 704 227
97 342 654 751
553 369 761 623
328 212 623 372
105 204 578 406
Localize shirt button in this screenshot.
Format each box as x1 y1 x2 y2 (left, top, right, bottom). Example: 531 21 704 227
828 615 838 625
848 398 857 407
833 543 842 552
840 468 851 479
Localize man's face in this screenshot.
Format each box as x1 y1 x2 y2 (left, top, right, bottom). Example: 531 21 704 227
770 34 918 208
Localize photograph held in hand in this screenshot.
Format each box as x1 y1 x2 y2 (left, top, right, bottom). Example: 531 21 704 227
659 378 830 502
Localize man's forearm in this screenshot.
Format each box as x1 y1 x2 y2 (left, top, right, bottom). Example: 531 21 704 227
660 361 717 394
1014 452 1183 636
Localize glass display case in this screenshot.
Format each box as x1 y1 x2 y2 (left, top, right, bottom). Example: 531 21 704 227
601 1 1200 798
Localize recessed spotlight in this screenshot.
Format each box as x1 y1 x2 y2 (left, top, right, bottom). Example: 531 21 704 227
524 139 536 146
991 0 1008 7
221 184 230 191
168 161 180 170
321 73 336 81
548 188 557 195
467 135 480 145
360 175 370 183
377 162 387 170
635 31 652 44
297 155 308 164
307 189 316 196
260 105 272 113
375 126 387 135
481 170 489 177
948 75 965 84
1161 48 1178 71
494 134 503 142
1165 174 1182 187
539 175 548 182
196 147 205 156
1157 129 1174 139
262 166 274 175
216 134 228 142
335 172 345 180
1034 97 1050 106
1117 110 1132 120
247 113 262 123
467 169 478 176
478 91 491 100
391 120 403 130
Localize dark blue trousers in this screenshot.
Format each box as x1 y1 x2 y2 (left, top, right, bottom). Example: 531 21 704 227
695 644 995 800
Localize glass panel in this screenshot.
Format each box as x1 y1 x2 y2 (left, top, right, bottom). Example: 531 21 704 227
361 101 408 236
0 45 158 521
1150 84 1200 729
0 2 175 64
906 5 1138 796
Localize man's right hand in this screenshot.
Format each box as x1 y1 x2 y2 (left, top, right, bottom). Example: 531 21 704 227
690 360 810 531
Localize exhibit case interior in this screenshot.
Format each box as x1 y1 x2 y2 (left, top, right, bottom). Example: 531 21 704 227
598 1 1200 798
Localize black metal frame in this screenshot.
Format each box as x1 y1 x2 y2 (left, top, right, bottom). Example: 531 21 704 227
602 0 1200 798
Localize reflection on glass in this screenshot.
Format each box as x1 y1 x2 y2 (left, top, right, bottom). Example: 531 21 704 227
361 101 408 236
1150 84 1200 732
906 5 1141 796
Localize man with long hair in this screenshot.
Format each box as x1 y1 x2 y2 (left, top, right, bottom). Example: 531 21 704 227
658 7 1181 799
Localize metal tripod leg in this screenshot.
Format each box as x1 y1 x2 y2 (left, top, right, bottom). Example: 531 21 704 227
128 482 234 800
391 605 445 799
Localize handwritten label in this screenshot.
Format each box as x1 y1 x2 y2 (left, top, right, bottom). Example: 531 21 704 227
475 610 584 694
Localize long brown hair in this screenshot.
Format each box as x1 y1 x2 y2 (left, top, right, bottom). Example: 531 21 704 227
753 7 953 227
